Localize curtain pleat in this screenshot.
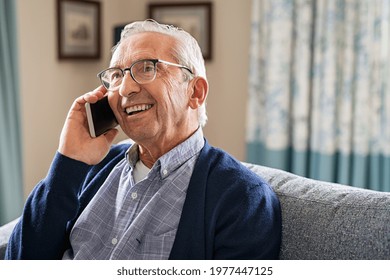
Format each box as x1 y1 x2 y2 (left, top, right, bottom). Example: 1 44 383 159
0 0 24 225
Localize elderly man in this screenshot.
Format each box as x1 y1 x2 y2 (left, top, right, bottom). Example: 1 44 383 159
6 20 281 260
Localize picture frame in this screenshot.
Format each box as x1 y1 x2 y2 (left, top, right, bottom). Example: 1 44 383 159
57 0 101 60
149 2 213 61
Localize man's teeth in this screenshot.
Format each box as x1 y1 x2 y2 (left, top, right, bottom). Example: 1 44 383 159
125 104 152 115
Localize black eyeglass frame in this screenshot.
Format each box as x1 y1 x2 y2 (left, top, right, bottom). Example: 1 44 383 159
97 58 194 90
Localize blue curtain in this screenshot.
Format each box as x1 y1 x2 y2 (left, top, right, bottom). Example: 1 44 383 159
247 0 390 192
0 0 23 225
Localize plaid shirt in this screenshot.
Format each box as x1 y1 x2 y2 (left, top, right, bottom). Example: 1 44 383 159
63 129 204 260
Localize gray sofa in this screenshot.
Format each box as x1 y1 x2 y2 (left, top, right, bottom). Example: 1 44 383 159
1 163 389 259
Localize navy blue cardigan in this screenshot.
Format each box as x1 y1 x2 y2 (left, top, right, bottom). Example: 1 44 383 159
6 140 281 259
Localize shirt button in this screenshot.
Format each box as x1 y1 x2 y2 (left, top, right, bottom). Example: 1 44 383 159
163 169 168 175
112 238 118 245
131 192 137 199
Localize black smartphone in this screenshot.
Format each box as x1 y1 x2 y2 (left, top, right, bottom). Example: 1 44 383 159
85 96 118 138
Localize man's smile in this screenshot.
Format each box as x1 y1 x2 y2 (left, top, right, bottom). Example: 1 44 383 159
125 104 153 115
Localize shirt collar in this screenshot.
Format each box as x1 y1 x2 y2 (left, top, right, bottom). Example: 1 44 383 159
126 128 204 179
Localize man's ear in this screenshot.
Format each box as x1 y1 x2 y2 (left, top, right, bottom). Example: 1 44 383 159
188 77 208 109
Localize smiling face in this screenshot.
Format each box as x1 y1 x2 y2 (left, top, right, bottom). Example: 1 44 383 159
107 32 203 163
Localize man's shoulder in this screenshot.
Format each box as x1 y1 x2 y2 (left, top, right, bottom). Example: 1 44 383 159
192 141 278 216
198 141 266 186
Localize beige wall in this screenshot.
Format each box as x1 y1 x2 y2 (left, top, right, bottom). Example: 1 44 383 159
16 0 252 197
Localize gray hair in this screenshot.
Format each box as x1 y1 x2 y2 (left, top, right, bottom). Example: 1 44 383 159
113 19 208 127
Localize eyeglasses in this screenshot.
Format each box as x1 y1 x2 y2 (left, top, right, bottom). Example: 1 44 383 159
97 58 193 91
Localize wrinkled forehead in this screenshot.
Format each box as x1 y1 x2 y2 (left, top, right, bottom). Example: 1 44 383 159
110 32 178 67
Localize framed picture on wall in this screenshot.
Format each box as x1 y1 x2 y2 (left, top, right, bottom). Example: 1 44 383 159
149 2 213 61
57 0 101 60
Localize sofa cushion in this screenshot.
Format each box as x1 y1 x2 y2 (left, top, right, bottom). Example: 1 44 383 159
0 219 18 259
243 163 390 259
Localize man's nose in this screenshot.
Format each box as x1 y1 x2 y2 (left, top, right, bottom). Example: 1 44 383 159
118 72 141 97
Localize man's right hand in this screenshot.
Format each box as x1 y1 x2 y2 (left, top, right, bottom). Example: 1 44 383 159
58 86 118 165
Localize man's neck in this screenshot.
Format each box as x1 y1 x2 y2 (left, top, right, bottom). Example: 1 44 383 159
137 127 201 169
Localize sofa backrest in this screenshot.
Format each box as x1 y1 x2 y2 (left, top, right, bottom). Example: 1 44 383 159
243 163 390 259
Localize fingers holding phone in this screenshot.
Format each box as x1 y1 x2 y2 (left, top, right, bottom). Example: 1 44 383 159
58 87 119 165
